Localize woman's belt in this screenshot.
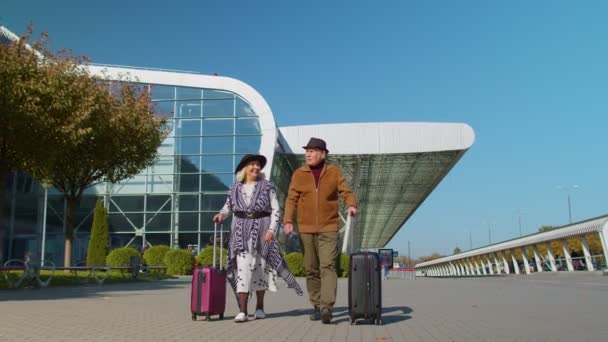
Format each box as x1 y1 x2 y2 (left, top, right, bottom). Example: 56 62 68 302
234 211 271 219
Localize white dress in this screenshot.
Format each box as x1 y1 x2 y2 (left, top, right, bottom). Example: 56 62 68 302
220 183 280 293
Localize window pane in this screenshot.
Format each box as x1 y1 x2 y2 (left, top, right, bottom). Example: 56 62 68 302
146 233 171 246
151 85 174 100
110 196 144 212
177 101 202 118
176 87 202 100
200 194 228 211
201 155 233 173
177 137 201 155
236 97 256 116
152 101 175 119
146 195 171 212
202 118 234 136
150 158 174 175
178 213 198 231
236 118 261 135
201 174 233 192
109 214 141 232
147 174 174 194
179 174 200 192
202 137 233 154
235 136 261 154
178 156 201 173
203 89 234 99
176 119 201 136
178 233 199 250
146 213 172 232
179 195 199 211
203 99 234 117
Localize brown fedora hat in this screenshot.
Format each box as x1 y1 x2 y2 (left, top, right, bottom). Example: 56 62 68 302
302 137 329 153
235 154 267 174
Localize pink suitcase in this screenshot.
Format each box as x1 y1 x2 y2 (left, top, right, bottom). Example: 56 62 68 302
191 223 226 321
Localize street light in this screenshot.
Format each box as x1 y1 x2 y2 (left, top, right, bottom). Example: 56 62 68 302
408 240 411 268
483 220 496 244
464 229 473 250
40 181 52 265
556 185 579 224
515 209 526 237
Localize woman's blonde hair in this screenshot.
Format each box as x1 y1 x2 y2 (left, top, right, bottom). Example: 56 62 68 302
236 169 266 183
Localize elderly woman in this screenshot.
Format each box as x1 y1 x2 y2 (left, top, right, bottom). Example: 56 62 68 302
213 154 302 323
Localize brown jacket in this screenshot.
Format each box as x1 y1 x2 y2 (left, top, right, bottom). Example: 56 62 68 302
284 163 357 233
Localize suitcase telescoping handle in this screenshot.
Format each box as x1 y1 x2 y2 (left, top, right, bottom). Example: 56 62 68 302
341 213 352 254
213 222 224 270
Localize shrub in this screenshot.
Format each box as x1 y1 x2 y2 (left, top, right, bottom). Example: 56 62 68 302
86 199 109 267
106 247 140 267
143 245 170 266
164 249 195 275
285 252 305 277
196 245 228 268
339 253 350 277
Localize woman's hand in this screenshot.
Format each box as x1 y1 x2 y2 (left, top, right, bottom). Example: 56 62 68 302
213 213 223 223
264 231 274 241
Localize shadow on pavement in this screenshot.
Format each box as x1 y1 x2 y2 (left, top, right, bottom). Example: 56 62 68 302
0 277 191 302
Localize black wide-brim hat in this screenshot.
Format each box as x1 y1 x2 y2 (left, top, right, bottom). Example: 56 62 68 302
302 137 329 153
235 154 267 174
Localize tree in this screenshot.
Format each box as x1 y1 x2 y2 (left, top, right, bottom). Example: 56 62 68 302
453 247 462 255
1 26 169 267
1 25 92 260
86 198 109 267
42 79 168 267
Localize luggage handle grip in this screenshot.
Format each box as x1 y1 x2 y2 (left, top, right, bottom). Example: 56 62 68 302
341 213 352 254
213 222 224 270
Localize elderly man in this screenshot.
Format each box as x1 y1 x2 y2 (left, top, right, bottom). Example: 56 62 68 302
283 137 357 324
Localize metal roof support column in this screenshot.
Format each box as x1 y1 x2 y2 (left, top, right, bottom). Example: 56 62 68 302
561 239 574 272
473 259 481 275
450 262 457 276
480 257 487 275
510 250 520 275
465 261 472 275
486 256 494 275
455 263 462 276
443 265 449 276
521 248 531 275
532 246 543 273
599 227 608 270
468 260 475 275
492 254 501 274
457 262 463 276
502 253 511 274
581 236 595 271
546 243 558 272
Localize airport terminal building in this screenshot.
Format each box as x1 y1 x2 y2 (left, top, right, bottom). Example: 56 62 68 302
0 26 475 266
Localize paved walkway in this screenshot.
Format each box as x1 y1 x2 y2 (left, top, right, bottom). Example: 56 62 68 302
1 273 608 341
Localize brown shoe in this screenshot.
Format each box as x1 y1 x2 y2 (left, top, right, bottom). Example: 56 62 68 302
321 307 332 324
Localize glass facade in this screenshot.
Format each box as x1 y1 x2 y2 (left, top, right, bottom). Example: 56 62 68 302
1 84 263 266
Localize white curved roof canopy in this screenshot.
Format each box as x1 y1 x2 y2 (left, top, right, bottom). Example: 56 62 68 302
280 122 475 249
87 65 278 168
416 215 608 268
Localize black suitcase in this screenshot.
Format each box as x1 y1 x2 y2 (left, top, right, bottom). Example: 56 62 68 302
348 251 382 325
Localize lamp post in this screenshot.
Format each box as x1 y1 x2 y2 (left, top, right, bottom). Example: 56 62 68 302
465 230 473 250
408 240 411 268
483 220 495 244
40 182 51 265
556 185 579 224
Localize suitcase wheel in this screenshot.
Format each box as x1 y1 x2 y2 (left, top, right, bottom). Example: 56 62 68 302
375 319 383 325
219 313 224 320
350 318 356 325
191 314 197 321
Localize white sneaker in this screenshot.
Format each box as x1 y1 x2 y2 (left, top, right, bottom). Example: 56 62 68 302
254 309 266 319
234 312 248 323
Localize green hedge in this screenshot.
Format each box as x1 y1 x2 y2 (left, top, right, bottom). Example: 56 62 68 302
285 252 305 277
196 245 228 268
339 253 350 277
143 245 170 266
86 199 109 267
106 247 140 267
164 249 195 275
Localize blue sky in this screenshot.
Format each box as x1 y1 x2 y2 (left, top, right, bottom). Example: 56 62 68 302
3 1 607 257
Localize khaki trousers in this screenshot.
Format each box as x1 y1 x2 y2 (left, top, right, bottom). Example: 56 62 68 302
299 232 338 310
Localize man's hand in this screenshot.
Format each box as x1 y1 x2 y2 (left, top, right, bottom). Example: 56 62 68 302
347 206 358 217
213 213 223 223
264 231 275 242
283 223 294 235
